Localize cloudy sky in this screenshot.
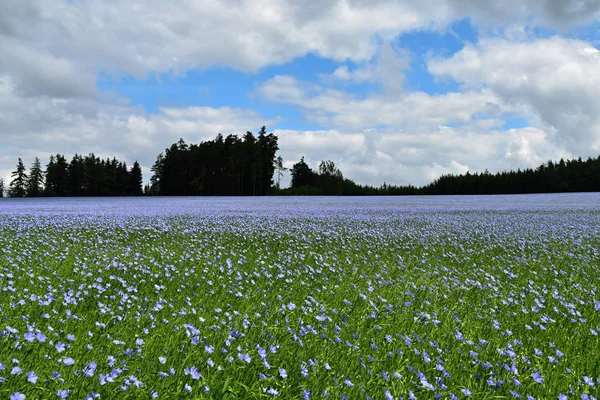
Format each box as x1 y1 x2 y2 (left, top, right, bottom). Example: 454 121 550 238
2 0 600 187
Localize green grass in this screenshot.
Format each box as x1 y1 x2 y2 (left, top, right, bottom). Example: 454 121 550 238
0 209 599 399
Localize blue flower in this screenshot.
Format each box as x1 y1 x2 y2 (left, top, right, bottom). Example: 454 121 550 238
510 390 522 398
24 332 35 342
62 357 75 366
257 346 267 360
189 366 201 380
532 371 543 384
36 332 47 342
27 371 38 384
84 362 97 377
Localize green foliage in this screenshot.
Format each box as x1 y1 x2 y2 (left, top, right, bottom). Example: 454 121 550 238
8 157 28 198
26 157 44 197
422 156 600 194
3 153 147 197
0 204 598 398
287 154 600 196
290 156 317 188
128 161 143 196
150 127 279 196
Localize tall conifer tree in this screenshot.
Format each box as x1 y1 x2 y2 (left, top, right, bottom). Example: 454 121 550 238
9 158 28 198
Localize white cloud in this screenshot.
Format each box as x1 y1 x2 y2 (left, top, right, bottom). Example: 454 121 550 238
0 76 271 184
258 75 508 130
0 0 598 189
428 36 600 154
1 0 599 87
323 43 411 94
257 60 578 186
273 125 571 187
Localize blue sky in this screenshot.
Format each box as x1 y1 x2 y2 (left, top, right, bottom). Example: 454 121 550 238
2 1 600 186
97 18 478 127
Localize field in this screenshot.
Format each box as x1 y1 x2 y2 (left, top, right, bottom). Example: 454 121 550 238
0 195 599 399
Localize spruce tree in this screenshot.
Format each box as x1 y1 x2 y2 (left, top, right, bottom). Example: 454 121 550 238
26 157 44 197
9 158 28 198
128 161 143 195
0 178 4 198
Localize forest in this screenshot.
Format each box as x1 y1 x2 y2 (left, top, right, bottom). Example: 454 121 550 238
1 154 142 197
147 126 279 196
282 155 600 195
2 126 600 197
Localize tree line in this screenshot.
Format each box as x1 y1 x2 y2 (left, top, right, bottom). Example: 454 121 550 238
2 125 600 197
1 154 142 198
280 155 600 195
148 126 278 196
421 156 600 195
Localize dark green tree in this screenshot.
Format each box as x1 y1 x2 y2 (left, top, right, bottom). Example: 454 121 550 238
257 126 279 194
318 160 344 195
45 154 70 196
149 153 164 195
26 157 44 197
9 158 28 198
0 178 4 198
68 154 85 196
291 156 316 188
128 161 143 195
151 129 278 196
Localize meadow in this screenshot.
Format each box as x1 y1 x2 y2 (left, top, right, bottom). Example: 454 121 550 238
0 195 598 399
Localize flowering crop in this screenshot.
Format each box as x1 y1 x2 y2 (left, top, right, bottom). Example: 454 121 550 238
0 194 599 399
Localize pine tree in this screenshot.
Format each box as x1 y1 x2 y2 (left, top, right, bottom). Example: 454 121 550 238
9 158 28 198
291 156 315 188
26 157 44 197
150 154 164 195
45 154 70 196
0 178 4 198
128 161 143 195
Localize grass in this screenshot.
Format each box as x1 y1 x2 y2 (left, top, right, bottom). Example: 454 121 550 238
0 205 599 399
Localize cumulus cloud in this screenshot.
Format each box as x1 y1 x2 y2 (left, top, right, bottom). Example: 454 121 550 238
0 0 598 188
258 75 507 130
0 76 271 183
273 125 571 187
428 36 600 154
323 43 411 94
1 0 599 85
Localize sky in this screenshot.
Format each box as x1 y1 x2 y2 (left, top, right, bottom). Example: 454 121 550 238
2 1 600 188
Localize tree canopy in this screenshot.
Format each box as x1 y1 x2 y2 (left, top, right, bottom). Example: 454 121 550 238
5 154 143 197
3 127 600 198
280 155 600 196
8 158 28 198
149 127 279 196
